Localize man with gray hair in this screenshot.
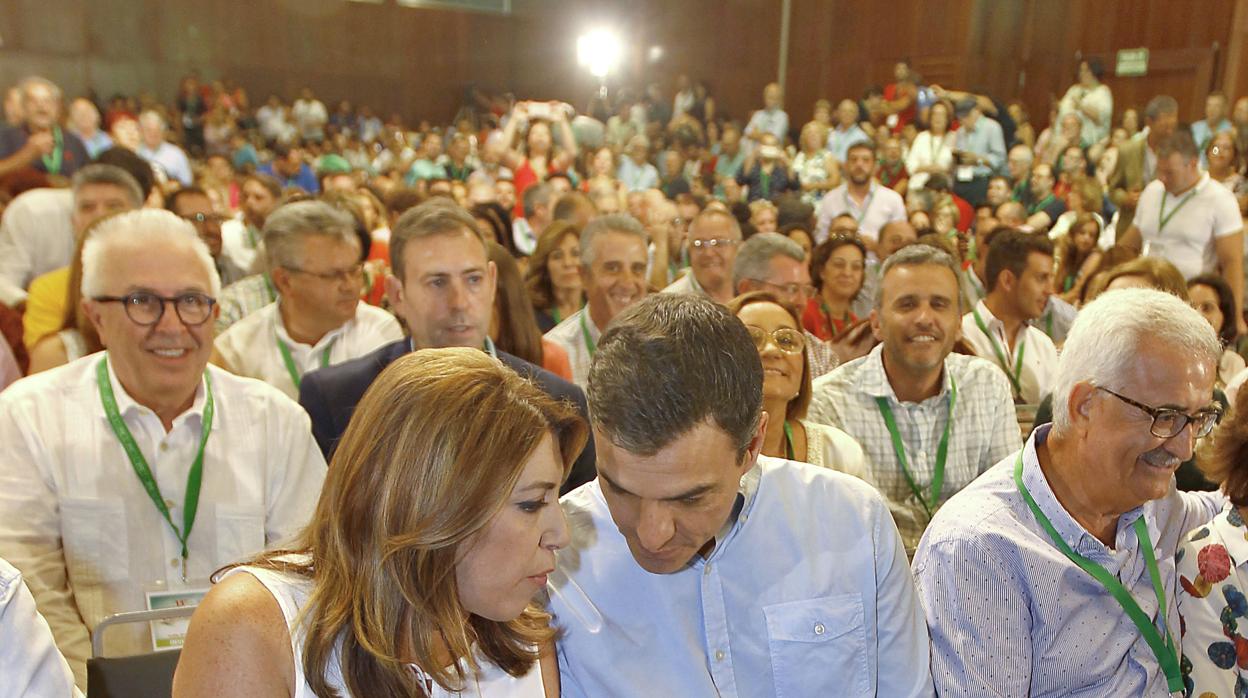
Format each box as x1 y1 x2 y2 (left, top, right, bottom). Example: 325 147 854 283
914 287 1225 695
617 134 659 192
731 232 850 376
1108 94 1179 238
663 208 741 304
0 76 89 180
212 201 402 399
809 244 1020 554
512 180 553 256
137 109 192 186
549 293 931 696
0 209 326 688
545 213 649 387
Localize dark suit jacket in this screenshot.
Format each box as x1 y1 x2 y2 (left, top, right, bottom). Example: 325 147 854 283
299 339 596 493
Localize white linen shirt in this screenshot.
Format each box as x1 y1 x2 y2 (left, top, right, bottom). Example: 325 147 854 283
808 345 1021 553
214 301 403 399
543 307 600 388
0 188 74 306
814 182 908 243
1133 173 1243 279
960 299 1059 405
0 556 81 697
0 353 326 686
550 457 933 697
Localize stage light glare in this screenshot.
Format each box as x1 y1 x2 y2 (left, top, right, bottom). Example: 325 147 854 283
577 29 622 79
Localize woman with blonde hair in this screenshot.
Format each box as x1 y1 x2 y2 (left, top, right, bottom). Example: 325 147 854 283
524 220 584 333
174 348 587 698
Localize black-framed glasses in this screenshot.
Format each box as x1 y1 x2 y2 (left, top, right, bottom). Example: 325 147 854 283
92 292 216 326
746 278 817 300
1097 387 1222 439
283 263 365 284
745 325 806 355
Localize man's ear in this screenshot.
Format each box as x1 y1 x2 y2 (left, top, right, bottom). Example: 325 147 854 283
743 409 769 468
1067 381 1098 428
384 274 404 310
82 298 107 347
870 308 884 343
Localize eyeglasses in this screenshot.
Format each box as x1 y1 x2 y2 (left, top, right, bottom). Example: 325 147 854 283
1097 387 1222 439
92 292 216 326
690 238 738 250
283 263 365 284
745 325 806 355
746 278 818 300
181 212 226 227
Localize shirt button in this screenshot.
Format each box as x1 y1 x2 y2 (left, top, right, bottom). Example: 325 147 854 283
714 650 725 662
170 558 180 568
164 499 176 510
704 563 712 576
814 623 826 635
159 442 169 452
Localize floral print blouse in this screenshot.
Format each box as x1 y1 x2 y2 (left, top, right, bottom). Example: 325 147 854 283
1178 505 1248 697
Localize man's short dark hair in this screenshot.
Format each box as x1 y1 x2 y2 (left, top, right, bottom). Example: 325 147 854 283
1158 129 1200 163
389 199 485 281
1145 95 1179 123
166 186 210 213
523 181 554 218
587 294 763 459
985 230 1054 293
847 141 876 158
552 192 595 222
94 147 155 201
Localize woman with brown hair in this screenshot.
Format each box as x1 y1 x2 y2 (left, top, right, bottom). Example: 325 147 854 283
487 241 573 381
173 348 587 698
1053 212 1104 305
524 220 584 333
727 291 868 479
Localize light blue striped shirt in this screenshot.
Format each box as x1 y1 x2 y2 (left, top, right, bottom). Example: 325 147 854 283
550 456 934 697
913 424 1224 697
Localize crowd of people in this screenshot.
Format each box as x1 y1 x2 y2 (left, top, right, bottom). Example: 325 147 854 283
1 57 1248 696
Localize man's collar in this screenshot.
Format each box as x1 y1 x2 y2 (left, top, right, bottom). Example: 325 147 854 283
98 352 213 433
859 343 953 403
703 462 763 562
273 300 351 352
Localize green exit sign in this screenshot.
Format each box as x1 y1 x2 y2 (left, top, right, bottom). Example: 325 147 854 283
1116 48 1149 77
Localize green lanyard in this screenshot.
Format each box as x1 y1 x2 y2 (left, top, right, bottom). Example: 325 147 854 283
97 357 213 583
1027 193 1055 217
276 335 336 390
844 186 877 225
820 300 850 334
759 168 771 199
972 307 1025 398
261 274 277 302
1157 187 1198 234
551 307 562 325
40 126 64 175
579 311 597 357
783 420 796 460
1013 452 1182 694
874 376 957 519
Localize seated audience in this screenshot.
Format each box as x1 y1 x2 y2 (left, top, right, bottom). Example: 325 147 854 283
174 348 585 697
809 244 1021 553
0 209 326 688
213 201 401 399
915 288 1224 695
960 229 1058 404
550 294 932 696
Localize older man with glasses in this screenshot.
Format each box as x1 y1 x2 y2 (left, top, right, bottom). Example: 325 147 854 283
914 287 1226 696
212 201 401 399
0 209 326 689
662 209 741 304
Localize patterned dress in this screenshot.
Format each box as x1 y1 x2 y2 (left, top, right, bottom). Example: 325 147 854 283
1178 505 1248 697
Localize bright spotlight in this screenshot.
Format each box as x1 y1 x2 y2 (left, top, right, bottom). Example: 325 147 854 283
577 29 622 79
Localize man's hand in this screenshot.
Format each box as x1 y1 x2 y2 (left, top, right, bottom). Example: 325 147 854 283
829 320 876 364
22 131 55 158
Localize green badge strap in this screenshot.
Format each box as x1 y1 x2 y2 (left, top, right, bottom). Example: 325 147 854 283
40 126 64 175
1157 187 1198 234
874 376 957 519
551 306 562 325
579 311 597 357
1027 193 1054 217
261 274 277 303
1013 452 1183 694
972 307 1025 398
783 420 795 461
97 357 213 581
277 335 335 390
844 186 877 225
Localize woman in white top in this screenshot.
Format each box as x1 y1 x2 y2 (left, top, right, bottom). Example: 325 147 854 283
726 291 871 483
905 100 954 192
173 348 588 698
792 121 839 206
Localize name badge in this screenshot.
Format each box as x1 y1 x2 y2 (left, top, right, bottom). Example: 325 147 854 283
145 587 208 651
956 166 975 182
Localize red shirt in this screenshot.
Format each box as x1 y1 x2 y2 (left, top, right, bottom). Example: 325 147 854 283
802 298 857 341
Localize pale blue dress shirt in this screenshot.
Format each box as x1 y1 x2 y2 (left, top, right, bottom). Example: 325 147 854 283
549 456 934 697
617 158 659 192
914 424 1224 697
827 124 871 163
953 117 1006 178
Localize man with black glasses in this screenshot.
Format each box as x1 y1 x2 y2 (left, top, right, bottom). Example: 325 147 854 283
212 201 401 399
0 209 325 689
914 287 1226 696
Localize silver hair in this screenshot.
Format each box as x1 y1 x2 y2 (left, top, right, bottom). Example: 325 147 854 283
18 76 61 101
81 209 220 298
731 232 804 290
690 208 742 240
1145 95 1179 122
138 109 166 130
579 213 649 268
1051 287 1221 431
875 243 960 309
262 200 359 272
72 164 144 209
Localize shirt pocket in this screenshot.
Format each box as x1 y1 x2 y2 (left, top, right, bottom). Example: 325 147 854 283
61 497 129 586
215 504 266 566
764 593 869 698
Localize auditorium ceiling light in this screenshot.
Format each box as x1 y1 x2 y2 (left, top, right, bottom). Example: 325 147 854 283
576 28 622 79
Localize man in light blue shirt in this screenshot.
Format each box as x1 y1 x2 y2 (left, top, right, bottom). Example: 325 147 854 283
136 110 193 186
827 98 871 163
1192 91 1233 167
617 134 659 192
744 83 789 144
952 98 1006 206
549 293 932 698
914 288 1225 697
